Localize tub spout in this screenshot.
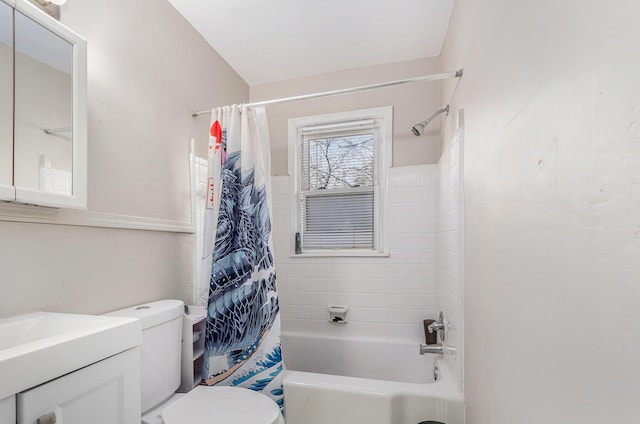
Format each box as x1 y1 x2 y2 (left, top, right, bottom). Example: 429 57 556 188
419 344 444 355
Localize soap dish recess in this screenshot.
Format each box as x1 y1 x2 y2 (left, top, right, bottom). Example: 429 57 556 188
328 305 348 323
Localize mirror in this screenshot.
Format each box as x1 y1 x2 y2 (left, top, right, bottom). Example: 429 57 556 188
0 1 13 199
14 9 73 196
2 0 87 209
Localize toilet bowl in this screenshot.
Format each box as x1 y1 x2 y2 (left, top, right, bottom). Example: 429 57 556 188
162 386 282 424
106 300 283 424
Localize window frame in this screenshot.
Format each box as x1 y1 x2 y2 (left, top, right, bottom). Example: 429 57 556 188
288 106 392 257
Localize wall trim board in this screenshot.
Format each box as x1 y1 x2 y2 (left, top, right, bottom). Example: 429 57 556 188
0 202 195 233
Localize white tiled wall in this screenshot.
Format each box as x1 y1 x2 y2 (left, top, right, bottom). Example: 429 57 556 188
271 165 439 342
436 125 464 391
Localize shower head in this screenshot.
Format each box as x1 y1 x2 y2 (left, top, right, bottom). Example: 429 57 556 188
412 105 450 136
411 122 427 137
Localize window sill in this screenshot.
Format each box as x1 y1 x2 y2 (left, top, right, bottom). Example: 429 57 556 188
289 250 390 258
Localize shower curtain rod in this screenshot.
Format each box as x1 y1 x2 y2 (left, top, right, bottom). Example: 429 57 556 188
191 69 463 117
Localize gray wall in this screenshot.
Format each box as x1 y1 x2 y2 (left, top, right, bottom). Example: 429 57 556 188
0 0 248 316
440 0 640 422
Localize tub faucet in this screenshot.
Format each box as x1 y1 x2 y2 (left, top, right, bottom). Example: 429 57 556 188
419 344 444 355
427 311 446 342
427 321 445 333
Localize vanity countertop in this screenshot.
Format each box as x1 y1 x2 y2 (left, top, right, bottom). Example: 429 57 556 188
0 311 141 400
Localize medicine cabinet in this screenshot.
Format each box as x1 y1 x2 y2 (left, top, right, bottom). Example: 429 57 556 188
0 0 87 209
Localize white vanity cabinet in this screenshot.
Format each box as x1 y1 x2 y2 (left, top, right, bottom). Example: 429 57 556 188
16 348 140 424
0 312 142 424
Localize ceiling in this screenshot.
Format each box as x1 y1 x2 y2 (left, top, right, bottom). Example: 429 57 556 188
166 0 454 86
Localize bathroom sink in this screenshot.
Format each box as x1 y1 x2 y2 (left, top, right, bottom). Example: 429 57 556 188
0 311 142 400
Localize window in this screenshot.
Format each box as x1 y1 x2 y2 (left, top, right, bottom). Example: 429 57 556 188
288 106 392 256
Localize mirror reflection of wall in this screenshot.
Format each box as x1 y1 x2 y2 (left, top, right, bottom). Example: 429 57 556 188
14 9 73 193
26 0 62 21
0 1 13 189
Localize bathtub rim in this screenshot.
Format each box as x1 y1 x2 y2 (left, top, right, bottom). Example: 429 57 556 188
282 358 463 403
281 330 458 387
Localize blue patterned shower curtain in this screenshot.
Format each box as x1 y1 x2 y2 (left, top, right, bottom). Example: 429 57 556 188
200 105 283 409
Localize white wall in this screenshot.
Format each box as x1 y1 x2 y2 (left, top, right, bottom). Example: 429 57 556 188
61 0 247 220
436 115 464 391
251 58 442 175
256 59 447 343
272 165 438 342
0 0 248 316
440 0 640 422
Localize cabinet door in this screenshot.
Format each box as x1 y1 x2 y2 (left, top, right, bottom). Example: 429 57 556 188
0 396 15 424
17 348 141 424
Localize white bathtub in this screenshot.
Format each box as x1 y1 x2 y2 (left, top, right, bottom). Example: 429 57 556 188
281 332 464 424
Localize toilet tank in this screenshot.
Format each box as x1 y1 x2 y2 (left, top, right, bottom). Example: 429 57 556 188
105 300 184 413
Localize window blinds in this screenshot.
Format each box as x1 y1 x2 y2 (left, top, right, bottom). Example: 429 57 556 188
298 119 378 250
302 191 374 249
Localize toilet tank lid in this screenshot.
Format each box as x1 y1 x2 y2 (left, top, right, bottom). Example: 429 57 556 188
104 300 184 330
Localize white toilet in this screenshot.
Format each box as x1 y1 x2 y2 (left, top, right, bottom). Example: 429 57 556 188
106 299 283 424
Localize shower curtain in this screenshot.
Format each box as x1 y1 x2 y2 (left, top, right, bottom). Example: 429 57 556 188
200 105 283 409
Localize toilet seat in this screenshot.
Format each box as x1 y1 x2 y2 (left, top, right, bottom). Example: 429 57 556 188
161 386 282 424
